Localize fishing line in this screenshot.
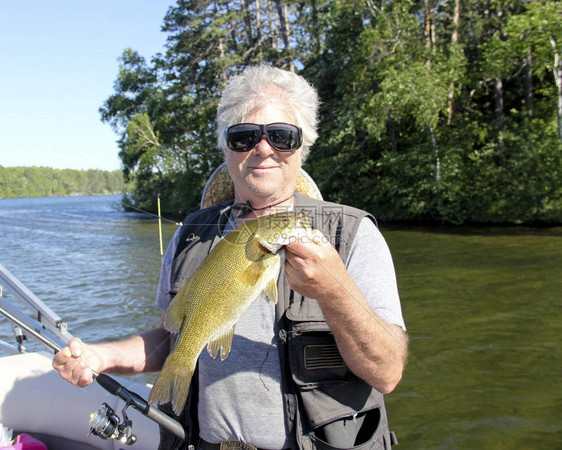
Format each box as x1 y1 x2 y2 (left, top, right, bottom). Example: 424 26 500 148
118 201 182 226
257 336 277 392
131 329 171 377
229 194 296 219
15 77 426 394
0 331 93 403
18 167 182 227
0 305 185 442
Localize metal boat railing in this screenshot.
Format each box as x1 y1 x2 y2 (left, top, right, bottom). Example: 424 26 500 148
0 264 187 443
0 264 73 354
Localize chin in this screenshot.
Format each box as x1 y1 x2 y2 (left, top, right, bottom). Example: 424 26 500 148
245 179 289 199
245 174 279 191
246 184 278 198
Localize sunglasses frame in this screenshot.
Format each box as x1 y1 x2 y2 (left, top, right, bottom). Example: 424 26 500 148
226 122 303 152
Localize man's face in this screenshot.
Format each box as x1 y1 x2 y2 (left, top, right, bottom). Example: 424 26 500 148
225 103 302 208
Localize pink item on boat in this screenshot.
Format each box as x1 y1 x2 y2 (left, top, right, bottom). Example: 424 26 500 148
0 433 47 450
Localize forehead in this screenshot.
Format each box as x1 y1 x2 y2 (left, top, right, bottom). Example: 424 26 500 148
243 102 296 124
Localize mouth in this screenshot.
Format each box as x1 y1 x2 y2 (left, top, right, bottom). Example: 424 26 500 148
258 241 274 253
249 166 279 171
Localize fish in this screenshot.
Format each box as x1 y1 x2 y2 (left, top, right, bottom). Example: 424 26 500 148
148 210 310 414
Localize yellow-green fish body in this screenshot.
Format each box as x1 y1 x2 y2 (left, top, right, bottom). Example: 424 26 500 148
149 211 310 414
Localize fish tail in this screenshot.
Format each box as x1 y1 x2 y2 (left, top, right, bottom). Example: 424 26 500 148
148 354 195 415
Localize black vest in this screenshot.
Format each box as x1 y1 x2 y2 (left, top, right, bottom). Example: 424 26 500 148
159 193 393 449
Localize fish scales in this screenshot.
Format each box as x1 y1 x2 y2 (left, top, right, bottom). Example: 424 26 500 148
149 211 310 414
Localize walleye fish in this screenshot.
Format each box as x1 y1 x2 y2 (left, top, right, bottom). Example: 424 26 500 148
149 210 310 414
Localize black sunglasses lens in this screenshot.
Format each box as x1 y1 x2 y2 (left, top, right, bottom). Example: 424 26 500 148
227 123 302 152
227 125 261 152
265 124 301 151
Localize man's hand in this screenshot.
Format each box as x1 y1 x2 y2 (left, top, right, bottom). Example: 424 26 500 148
52 337 102 387
285 228 407 393
285 228 352 302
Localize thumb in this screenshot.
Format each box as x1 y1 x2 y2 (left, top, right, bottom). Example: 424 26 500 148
67 337 84 358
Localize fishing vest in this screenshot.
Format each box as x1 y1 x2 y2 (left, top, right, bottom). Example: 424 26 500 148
159 193 395 450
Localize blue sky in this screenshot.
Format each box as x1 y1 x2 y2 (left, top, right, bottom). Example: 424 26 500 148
0 1 172 171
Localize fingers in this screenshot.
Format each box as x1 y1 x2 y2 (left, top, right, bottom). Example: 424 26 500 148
286 229 336 267
287 228 325 249
285 228 352 302
285 239 313 276
52 337 81 366
52 337 95 387
285 229 327 261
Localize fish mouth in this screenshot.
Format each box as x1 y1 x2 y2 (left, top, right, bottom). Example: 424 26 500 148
256 215 311 253
258 239 283 253
258 241 275 253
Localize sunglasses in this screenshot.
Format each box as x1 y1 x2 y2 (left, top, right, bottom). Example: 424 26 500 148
226 122 303 152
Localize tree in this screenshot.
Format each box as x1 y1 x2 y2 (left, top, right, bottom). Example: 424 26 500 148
99 0 562 224
101 0 303 214
303 0 467 221
476 1 562 219
0 167 125 199
484 1 562 140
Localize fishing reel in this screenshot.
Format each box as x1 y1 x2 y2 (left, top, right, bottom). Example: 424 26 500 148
89 403 137 445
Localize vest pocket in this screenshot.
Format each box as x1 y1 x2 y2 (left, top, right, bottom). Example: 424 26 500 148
286 299 391 448
288 322 385 431
289 322 352 388
309 409 388 449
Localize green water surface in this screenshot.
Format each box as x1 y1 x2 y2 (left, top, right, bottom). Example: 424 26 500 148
382 226 562 449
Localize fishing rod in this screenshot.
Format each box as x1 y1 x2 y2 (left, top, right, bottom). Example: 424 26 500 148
0 305 185 446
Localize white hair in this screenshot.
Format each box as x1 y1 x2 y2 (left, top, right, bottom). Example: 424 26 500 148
216 65 320 161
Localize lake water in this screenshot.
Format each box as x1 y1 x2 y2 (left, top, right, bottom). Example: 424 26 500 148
0 195 177 363
0 195 561 448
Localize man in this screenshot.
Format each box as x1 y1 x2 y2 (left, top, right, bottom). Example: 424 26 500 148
54 65 407 449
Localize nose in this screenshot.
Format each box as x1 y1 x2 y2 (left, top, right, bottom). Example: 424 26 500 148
253 133 275 155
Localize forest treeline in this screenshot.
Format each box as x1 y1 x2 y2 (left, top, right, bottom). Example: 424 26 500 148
0 166 125 199
100 0 562 224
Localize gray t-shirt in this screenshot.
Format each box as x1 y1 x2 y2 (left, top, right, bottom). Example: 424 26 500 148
155 216 405 448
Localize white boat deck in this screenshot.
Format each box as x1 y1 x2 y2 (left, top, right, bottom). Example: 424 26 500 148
0 352 159 450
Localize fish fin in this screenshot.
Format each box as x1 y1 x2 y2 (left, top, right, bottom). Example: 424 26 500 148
148 352 195 416
164 279 192 333
241 252 280 286
240 261 264 286
207 325 236 361
264 278 278 304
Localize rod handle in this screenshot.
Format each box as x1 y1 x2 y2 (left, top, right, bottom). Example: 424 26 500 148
95 373 185 441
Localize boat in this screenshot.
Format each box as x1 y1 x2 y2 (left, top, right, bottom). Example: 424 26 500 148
0 264 160 450
0 352 159 449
